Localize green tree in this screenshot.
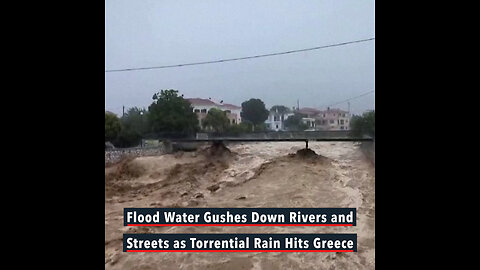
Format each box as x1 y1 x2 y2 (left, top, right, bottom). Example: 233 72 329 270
113 107 149 147
148 89 199 136
113 128 142 148
122 107 149 135
350 110 375 138
284 113 308 131
240 98 269 131
270 105 291 114
202 108 230 133
226 122 251 135
105 112 122 142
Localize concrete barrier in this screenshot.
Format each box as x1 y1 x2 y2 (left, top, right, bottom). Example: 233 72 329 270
360 141 375 165
105 146 166 166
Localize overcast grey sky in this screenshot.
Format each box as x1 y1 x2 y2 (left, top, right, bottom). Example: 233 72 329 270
105 0 375 116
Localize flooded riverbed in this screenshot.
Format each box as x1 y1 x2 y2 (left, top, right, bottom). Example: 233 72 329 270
105 142 375 269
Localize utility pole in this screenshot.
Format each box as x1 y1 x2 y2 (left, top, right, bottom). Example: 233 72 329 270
122 105 125 117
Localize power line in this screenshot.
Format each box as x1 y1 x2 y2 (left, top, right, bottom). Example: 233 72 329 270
105 37 375 73
322 90 375 109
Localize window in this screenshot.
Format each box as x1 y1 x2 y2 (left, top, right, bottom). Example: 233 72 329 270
329 120 334 124
340 126 344 130
232 119 236 124
201 109 207 113
274 115 279 121
225 110 231 113
340 120 344 125
194 109 200 113
276 125 279 129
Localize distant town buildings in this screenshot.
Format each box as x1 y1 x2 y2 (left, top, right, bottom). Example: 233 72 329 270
268 106 351 131
297 107 351 131
186 98 242 129
186 97 350 132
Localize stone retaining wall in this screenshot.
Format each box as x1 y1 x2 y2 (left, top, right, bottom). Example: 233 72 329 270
105 146 166 166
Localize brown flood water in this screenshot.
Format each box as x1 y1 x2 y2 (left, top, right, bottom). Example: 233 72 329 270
105 141 375 269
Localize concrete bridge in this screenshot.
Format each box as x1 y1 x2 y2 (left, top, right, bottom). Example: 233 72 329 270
165 130 373 149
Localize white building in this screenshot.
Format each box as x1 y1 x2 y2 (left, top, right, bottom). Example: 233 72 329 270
296 108 320 130
265 108 294 131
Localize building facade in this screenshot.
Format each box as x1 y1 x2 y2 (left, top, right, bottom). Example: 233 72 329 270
315 108 351 130
297 107 320 130
186 98 242 129
265 110 294 131
297 107 351 131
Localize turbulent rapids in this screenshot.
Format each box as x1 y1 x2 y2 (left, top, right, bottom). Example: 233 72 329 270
105 142 375 269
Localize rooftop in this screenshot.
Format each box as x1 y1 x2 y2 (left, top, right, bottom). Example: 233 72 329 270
186 98 218 106
298 107 349 114
186 98 241 109
298 107 322 115
220 103 241 110
322 108 349 114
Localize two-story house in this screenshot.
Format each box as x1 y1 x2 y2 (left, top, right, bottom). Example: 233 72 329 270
186 98 242 129
315 107 351 130
265 107 294 131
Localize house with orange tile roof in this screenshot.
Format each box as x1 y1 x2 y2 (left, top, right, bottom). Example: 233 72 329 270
186 98 242 129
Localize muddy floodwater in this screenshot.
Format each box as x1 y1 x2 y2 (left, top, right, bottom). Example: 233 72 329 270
105 142 375 269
